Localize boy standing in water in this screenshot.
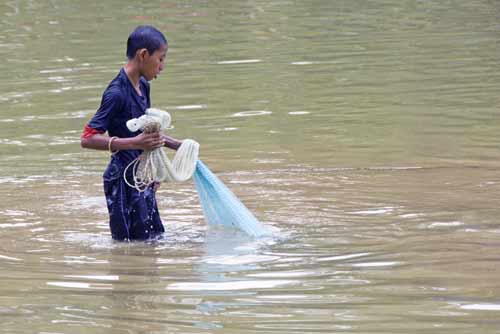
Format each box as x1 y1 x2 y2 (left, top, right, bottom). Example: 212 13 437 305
81 25 182 241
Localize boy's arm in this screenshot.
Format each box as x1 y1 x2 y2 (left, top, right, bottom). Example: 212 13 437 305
161 134 182 150
81 131 165 152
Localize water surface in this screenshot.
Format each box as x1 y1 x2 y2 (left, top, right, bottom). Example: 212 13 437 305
1 1 499 333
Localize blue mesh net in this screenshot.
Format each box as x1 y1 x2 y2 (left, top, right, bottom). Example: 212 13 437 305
193 160 272 237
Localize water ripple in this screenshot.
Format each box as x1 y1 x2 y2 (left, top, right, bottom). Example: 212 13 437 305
217 59 261 65
232 110 272 117
167 279 295 291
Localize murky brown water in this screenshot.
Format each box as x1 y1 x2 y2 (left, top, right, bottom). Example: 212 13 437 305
1 1 500 333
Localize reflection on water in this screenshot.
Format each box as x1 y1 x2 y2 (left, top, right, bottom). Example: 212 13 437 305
1 0 500 333
2 165 500 332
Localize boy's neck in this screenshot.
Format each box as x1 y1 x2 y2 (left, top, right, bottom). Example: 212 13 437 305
124 62 141 91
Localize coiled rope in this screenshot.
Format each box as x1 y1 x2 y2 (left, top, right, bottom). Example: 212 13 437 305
123 108 199 192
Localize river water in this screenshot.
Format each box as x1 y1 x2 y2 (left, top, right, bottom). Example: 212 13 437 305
1 1 500 333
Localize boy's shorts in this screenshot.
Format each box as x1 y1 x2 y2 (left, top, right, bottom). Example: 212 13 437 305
103 156 165 241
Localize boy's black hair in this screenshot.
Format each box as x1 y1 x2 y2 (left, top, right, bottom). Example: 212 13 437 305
126 25 167 59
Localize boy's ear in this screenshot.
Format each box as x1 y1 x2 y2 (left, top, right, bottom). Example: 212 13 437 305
136 48 149 60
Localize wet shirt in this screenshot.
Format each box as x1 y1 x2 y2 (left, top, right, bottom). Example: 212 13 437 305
87 68 151 166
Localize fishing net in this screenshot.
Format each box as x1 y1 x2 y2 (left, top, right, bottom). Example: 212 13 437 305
124 108 272 237
193 160 272 237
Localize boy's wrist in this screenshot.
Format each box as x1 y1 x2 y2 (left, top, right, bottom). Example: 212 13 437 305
128 136 142 150
112 137 136 151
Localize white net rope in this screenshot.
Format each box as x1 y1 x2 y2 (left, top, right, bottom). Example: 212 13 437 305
123 108 272 237
123 108 199 192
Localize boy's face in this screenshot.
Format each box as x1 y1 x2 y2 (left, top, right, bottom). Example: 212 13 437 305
141 44 168 81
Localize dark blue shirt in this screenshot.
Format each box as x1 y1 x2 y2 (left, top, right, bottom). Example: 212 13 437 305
88 68 151 165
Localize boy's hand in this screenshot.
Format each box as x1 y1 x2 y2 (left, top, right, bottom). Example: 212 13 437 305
161 134 183 150
135 132 164 150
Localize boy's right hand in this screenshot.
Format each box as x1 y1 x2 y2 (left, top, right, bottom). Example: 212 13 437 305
134 132 164 150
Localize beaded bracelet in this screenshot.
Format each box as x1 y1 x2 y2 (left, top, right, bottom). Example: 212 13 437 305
108 136 118 154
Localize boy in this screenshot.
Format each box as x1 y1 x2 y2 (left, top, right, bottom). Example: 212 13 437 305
81 25 182 241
